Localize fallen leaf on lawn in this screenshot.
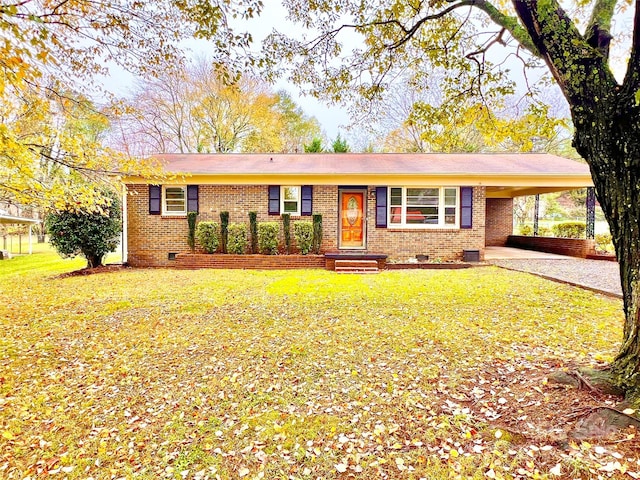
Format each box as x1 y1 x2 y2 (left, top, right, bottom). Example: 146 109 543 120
335 463 347 473
598 462 623 473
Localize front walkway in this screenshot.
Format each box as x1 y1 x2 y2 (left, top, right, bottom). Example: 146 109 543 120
486 247 622 298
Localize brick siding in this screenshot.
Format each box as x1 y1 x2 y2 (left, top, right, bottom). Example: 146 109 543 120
125 184 487 267
485 198 514 246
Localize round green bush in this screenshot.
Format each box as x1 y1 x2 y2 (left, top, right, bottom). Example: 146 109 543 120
519 224 533 236
595 233 614 253
552 221 586 238
46 189 121 268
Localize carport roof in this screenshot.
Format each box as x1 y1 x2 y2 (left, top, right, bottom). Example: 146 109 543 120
0 213 40 225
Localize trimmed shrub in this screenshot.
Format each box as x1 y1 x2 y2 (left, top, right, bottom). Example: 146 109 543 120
258 222 279 255
518 224 552 236
187 211 198 253
595 233 614 253
312 213 323 254
227 223 248 254
46 189 121 269
294 221 313 255
552 221 586 238
220 211 229 253
519 224 533 236
538 226 552 237
282 213 291 254
249 211 258 254
195 222 219 253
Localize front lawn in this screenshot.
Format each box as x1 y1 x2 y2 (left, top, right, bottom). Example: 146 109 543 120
0 252 636 479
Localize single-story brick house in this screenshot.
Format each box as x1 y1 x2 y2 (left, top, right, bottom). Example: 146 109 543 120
122 153 593 267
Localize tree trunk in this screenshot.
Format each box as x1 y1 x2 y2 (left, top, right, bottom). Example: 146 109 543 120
509 0 640 406
86 254 103 269
572 91 640 404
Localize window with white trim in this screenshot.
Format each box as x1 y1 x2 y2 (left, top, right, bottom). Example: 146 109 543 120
163 186 187 215
388 187 459 228
281 186 301 216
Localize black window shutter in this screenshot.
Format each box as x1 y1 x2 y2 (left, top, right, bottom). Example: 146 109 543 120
187 185 199 213
149 185 161 215
376 187 387 228
460 186 473 229
268 185 280 215
301 185 313 216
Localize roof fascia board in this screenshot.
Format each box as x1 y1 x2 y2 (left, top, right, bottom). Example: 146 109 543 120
123 173 594 188
486 186 589 198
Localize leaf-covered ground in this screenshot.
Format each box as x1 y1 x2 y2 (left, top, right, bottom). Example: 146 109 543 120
1 252 638 479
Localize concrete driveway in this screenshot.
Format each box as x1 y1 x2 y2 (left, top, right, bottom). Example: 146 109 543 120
484 246 573 260
485 247 622 298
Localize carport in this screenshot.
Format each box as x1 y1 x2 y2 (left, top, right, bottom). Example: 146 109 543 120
0 212 40 255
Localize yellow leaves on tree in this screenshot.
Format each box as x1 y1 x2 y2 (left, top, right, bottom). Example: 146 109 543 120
384 100 567 153
0 1 230 209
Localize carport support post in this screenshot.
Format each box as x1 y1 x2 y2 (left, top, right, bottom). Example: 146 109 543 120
586 187 596 239
534 194 540 236
28 224 33 254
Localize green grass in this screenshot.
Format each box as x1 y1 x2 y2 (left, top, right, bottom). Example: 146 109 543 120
0 243 121 277
0 254 632 479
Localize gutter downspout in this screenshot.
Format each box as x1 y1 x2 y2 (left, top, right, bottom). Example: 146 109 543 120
122 184 128 264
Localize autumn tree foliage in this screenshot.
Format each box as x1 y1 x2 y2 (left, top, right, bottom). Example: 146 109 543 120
113 61 322 155
0 0 261 209
46 189 122 269
355 73 570 153
379 79 569 152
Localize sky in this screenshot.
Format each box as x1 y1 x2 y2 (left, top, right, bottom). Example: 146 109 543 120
235 3 353 141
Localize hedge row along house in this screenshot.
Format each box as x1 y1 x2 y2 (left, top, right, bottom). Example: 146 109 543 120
122 153 594 268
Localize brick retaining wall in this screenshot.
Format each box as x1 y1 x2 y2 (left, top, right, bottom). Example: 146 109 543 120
175 253 326 270
507 235 596 258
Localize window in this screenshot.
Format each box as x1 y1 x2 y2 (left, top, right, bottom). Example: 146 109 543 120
388 187 459 228
281 186 301 216
163 186 186 215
